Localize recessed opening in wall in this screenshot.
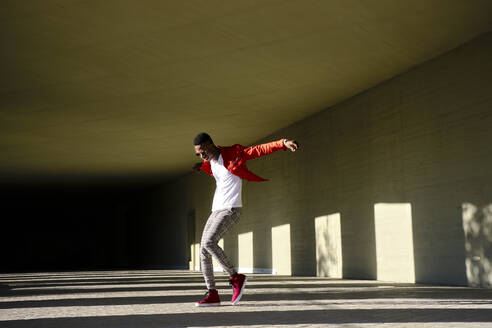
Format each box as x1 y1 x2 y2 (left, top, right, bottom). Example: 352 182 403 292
272 224 291 275
238 232 253 273
374 203 415 283
315 213 342 278
462 202 492 287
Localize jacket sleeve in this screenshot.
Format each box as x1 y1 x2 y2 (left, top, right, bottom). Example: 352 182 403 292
243 139 287 160
200 161 213 177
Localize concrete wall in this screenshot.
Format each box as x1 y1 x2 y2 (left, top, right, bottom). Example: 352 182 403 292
142 31 492 286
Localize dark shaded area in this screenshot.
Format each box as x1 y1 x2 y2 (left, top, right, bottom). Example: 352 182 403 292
3 287 492 310
2 308 492 327
0 185 155 272
2 272 492 309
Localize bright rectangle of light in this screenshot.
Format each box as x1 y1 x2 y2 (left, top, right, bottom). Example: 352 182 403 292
272 224 291 275
374 203 415 283
315 213 342 278
238 232 253 272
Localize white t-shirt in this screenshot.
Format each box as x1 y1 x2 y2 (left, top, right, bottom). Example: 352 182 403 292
210 154 242 212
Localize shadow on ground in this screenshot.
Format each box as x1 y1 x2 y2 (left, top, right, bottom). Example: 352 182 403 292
1 271 492 327
2 309 492 327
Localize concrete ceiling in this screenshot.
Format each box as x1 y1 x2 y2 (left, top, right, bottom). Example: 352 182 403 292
1 0 492 188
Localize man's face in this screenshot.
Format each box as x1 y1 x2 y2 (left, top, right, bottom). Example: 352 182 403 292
194 142 212 161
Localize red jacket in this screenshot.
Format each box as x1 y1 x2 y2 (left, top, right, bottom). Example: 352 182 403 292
200 139 287 181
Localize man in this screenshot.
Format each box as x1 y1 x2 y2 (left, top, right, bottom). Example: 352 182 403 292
192 132 299 307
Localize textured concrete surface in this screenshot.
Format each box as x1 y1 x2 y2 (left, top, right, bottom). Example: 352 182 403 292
3 2 492 186
141 30 492 286
1 270 492 327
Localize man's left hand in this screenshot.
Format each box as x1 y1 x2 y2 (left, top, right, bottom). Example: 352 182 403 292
284 139 299 152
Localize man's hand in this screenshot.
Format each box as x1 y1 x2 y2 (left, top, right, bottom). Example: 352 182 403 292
284 139 299 152
192 162 202 172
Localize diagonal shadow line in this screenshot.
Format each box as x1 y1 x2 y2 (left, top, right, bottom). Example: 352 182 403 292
0 279 295 287
0 278 208 286
0 281 398 297
0 282 403 293
0 273 189 279
2 289 492 309
0 276 333 285
0 276 164 280
0 280 211 289
1 309 492 327
0 274 206 280
0 275 203 283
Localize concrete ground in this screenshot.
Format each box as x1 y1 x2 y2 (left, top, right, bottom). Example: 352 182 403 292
1 270 492 327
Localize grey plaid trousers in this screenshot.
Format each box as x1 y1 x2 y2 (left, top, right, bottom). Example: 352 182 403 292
200 207 241 290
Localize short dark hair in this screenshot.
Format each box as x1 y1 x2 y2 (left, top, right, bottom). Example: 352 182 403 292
194 132 213 146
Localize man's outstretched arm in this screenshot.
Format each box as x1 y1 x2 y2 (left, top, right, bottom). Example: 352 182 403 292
243 138 299 160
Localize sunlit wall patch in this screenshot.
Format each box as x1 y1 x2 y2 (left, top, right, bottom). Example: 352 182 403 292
374 203 415 283
462 202 492 287
238 232 254 273
315 213 342 278
272 224 291 275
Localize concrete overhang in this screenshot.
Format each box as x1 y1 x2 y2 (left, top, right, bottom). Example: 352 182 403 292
1 1 492 188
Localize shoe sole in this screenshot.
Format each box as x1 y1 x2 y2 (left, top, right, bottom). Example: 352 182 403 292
231 276 248 305
195 302 221 307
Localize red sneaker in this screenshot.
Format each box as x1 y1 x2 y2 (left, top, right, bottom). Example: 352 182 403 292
229 273 247 305
195 289 221 307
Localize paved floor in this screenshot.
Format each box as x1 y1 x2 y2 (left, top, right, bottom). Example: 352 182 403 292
1 270 492 327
